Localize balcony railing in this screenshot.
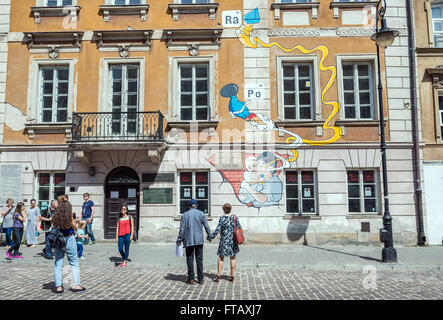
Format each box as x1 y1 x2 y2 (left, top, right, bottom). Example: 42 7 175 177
71 111 164 142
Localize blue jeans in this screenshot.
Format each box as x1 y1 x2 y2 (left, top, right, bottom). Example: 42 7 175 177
8 228 23 256
82 218 95 243
54 235 81 288
4 227 13 247
44 231 54 258
186 245 204 282
77 243 84 258
118 233 131 261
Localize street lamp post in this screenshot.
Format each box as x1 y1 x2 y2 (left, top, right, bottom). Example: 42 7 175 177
370 0 399 263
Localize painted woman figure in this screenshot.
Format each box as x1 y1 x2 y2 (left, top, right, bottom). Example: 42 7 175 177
207 203 241 283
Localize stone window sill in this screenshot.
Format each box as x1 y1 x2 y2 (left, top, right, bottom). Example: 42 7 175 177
270 2 320 20
330 1 378 19
99 4 150 22
168 3 219 21
30 6 81 24
25 123 72 139
346 214 381 219
174 216 213 221
283 214 322 220
335 119 382 127
167 120 218 130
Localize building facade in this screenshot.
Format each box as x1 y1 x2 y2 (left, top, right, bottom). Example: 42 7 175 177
415 0 443 245
0 0 423 245
0 0 10 144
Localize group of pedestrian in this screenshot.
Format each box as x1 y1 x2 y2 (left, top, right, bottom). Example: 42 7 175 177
1 193 243 292
0 193 96 260
177 200 242 284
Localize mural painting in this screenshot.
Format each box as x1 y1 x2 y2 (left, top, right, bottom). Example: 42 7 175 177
209 8 344 210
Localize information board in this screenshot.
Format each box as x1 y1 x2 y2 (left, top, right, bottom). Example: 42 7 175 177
143 188 173 204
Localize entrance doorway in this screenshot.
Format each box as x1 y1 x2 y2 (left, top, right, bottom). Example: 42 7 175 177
104 166 140 240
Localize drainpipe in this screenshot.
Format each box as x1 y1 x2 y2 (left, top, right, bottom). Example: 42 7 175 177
405 0 426 246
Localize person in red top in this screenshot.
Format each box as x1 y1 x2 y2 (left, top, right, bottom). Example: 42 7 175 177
115 204 134 267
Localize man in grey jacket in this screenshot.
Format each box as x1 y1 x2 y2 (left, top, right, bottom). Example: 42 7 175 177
176 199 211 285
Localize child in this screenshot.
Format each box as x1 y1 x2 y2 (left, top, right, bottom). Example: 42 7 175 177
76 220 88 260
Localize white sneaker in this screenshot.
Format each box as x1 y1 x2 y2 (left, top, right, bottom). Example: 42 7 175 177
79 256 86 260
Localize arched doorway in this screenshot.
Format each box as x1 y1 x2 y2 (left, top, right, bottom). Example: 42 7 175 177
104 166 140 240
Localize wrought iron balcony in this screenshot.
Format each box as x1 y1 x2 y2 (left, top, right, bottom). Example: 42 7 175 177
71 111 164 142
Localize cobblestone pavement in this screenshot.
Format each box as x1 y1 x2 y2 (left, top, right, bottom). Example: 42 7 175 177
1 262 442 300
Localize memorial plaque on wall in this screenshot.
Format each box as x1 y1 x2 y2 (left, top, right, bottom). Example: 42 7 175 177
142 173 175 183
0 164 22 205
143 187 173 204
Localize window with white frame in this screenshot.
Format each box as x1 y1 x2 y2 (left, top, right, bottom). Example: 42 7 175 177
432 3 443 48
113 0 142 4
285 171 316 214
439 95 443 141
39 66 69 123
280 0 311 3
46 0 73 6
179 171 209 215
282 63 314 120
179 64 209 121
347 170 379 213
342 62 374 120
109 64 140 135
36 172 66 211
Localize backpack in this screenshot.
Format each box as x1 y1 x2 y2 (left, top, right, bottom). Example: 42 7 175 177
47 229 67 249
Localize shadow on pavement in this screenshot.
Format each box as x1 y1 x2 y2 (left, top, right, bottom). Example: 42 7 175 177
306 245 383 263
109 256 123 266
164 273 231 283
42 281 57 293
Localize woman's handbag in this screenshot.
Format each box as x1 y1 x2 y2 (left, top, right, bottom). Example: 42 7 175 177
233 215 244 245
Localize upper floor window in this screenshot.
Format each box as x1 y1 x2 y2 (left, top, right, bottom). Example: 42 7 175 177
179 64 209 121
46 0 72 5
282 63 314 120
432 3 443 47
342 62 374 120
39 66 69 123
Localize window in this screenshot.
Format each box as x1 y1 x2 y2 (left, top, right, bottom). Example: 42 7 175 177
285 171 316 214
36 172 65 211
439 95 443 140
282 63 314 120
179 171 209 214
179 64 209 121
46 0 72 5
432 3 443 47
347 170 378 213
280 0 311 2
113 0 141 4
39 66 69 123
180 0 209 3
109 64 140 134
342 62 374 120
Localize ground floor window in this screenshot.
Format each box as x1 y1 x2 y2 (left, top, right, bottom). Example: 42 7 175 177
285 170 316 214
36 172 66 211
347 170 379 213
179 171 209 215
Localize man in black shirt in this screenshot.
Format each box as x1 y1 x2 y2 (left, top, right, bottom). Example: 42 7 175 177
39 200 58 259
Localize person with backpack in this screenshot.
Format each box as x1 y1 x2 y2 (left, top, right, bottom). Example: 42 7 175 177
39 200 58 259
115 204 134 268
51 200 86 294
207 203 242 283
5 202 27 260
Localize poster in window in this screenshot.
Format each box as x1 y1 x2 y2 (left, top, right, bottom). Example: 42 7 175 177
128 204 136 211
303 187 311 198
184 188 191 198
128 189 136 198
198 188 206 198
110 191 119 199
364 186 372 197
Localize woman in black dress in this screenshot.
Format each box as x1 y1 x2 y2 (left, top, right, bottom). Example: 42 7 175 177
207 203 241 283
